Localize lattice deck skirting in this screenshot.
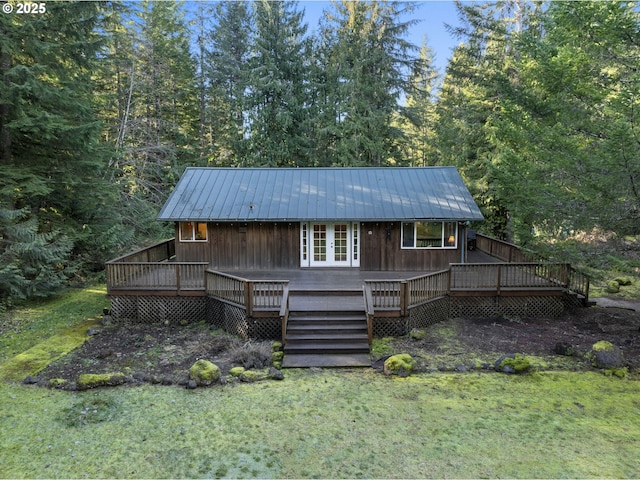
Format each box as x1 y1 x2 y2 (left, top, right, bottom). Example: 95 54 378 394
450 295 565 319
110 292 574 340
110 296 206 325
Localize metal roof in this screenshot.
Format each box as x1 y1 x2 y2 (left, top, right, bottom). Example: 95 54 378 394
156 167 484 222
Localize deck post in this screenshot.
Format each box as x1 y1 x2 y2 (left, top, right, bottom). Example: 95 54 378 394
400 281 408 316
496 264 502 296
245 281 254 316
176 263 181 295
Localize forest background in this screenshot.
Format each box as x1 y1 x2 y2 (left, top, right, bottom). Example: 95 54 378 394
1 0 639 308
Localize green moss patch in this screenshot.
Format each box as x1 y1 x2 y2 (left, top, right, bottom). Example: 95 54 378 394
0 317 101 383
77 372 127 390
383 354 415 376
189 359 220 386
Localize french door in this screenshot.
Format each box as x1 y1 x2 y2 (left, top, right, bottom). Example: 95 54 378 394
301 222 360 267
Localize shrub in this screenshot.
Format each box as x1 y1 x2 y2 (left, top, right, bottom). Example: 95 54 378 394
229 340 272 369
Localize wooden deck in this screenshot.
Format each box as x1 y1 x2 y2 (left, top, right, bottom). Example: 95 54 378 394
105 236 590 368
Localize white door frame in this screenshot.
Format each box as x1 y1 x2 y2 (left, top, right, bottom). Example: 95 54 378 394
300 222 360 267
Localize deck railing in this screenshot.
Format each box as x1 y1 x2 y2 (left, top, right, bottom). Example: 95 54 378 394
365 269 450 315
205 270 289 316
280 285 290 344
449 263 569 291
106 261 208 293
108 238 176 263
476 234 540 263
476 234 589 301
363 285 375 344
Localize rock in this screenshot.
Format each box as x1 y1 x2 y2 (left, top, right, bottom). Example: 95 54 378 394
383 354 415 377
613 276 633 286
185 379 198 389
189 360 221 386
87 328 100 336
229 366 245 377
23 376 39 385
133 371 152 383
272 351 284 362
606 280 620 293
494 354 531 374
272 341 283 352
77 372 127 390
239 370 260 383
456 365 467 373
555 342 574 356
269 367 284 380
48 378 67 389
587 341 625 369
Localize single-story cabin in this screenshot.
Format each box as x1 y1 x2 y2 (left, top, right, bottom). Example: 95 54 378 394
106 167 589 366
157 166 484 271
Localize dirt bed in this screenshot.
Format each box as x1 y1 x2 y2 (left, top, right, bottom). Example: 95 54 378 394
37 299 640 387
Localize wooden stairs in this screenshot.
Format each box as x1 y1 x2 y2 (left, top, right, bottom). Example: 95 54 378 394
282 291 371 368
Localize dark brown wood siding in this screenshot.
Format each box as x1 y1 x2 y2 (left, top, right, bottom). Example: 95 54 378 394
360 222 461 271
175 222 300 270
174 221 461 271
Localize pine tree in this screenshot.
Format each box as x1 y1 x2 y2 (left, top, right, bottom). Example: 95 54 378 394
204 1 253 166
399 40 440 166
319 0 419 166
0 1 120 300
248 0 311 167
106 0 199 235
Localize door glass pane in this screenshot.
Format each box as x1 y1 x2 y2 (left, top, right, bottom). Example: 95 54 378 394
313 225 326 261
334 224 347 261
352 223 358 261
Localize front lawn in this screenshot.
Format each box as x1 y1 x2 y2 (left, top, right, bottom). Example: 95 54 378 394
1 370 638 478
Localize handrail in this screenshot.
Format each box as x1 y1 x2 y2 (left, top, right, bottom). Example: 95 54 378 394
476 233 590 301
449 262 570 290
106 261 208 294
476 234 540 263
280 284 290 344
206 270 290 315
365 269 450 312
106 238 176 264
363 284 375 344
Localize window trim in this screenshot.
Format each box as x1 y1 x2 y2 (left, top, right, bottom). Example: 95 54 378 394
401 221 458 249
179 221 208 242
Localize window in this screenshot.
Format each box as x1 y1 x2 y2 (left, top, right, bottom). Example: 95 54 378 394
180 222 207 242
401 222 457 249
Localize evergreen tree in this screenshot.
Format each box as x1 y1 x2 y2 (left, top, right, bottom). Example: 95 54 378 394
433 0 532 239
205 1 253 166
319 0 419 166
248 0 311 167
399 39 439 166
0 1 121 301
106 0 198 236
488 1 640 242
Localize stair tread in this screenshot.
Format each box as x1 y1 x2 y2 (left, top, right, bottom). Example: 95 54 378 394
285 341 369 349
286 332 368 340
282 354 371 368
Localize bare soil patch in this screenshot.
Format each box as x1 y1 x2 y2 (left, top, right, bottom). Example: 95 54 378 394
37 299 640 387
